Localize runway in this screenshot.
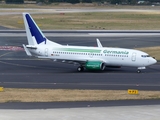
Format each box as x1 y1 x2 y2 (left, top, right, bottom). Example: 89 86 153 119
0 99 160 109
0 25 160 120
0 35 160 90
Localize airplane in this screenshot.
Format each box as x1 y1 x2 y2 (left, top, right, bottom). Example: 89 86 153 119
22 13 157 73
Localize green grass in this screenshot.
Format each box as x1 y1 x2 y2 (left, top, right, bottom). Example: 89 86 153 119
0 88 160 103
1 12 160 30
0 3 159 9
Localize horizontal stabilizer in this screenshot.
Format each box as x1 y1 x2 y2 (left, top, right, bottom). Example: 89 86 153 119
23 44 32 56
26 45 37 49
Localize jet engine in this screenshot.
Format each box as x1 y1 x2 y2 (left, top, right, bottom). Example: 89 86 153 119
85 61 105 71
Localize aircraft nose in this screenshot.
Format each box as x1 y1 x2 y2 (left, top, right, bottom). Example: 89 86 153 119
151 58 157 65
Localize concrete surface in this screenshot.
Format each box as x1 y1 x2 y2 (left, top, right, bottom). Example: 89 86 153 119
0 105 160 120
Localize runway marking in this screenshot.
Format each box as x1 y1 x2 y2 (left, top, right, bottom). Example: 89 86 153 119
1 82 160 87
0 51 69 70
0 60 65 70
0 51 37 67
0 51 59 69
0 51 14 58
0 60 38 68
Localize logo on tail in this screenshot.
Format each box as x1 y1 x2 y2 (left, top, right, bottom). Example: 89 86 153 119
24 13 46 45
23 13 61 47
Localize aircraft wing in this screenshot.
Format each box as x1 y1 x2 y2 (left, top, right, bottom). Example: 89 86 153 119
38 56 107 65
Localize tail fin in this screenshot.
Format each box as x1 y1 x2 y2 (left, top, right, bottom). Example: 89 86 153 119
23 13 61 46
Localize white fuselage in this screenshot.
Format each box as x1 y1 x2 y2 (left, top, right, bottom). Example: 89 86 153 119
28 45 157 68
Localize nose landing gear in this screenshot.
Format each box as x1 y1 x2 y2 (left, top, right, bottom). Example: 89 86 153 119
137 67 146 73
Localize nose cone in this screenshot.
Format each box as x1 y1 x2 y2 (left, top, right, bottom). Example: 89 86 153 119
151 58 157 65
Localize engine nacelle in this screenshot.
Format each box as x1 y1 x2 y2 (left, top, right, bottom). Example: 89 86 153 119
85 61 105 71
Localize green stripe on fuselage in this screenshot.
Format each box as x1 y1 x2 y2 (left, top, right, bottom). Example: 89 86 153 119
55 48 101 53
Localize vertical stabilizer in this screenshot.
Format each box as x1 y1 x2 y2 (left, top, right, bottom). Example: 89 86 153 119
23 13 47 45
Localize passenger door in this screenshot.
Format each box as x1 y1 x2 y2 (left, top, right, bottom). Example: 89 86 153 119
132 52 136 61
45 48 48 57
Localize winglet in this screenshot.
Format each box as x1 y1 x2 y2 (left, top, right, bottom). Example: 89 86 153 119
96 38 103 48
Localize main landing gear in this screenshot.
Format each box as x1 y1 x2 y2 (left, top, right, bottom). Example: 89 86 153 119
137 69 141 73
77 66 84 72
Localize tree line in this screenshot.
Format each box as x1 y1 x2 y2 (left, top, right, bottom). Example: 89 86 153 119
2 0 160 5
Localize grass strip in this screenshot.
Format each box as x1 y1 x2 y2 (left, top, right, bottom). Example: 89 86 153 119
1 12 160 30
0 4 159 9
0 88 159 103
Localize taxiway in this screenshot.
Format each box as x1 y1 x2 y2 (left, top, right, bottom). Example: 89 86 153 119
0 35 160 90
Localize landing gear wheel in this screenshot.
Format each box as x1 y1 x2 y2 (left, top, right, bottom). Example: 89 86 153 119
77 66 84 72
137 70 141 73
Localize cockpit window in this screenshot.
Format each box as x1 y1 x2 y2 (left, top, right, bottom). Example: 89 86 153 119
141 55 150 58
